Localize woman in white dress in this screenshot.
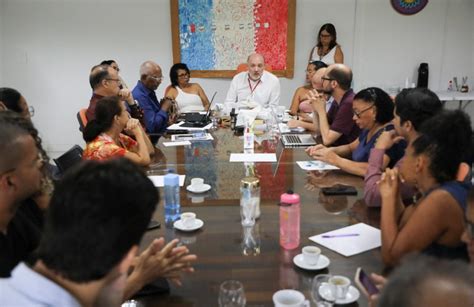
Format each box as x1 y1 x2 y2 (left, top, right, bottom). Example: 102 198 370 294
308 23 344 65
165 63 210 113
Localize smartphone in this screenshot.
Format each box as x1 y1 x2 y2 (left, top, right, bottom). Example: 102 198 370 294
321 185 357 196
355 267 379 298
146 220 161 231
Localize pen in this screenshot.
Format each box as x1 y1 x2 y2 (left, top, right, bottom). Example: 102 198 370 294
322 233 360 238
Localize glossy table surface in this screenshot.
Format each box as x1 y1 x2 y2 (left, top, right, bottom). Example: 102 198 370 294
138 128 382 307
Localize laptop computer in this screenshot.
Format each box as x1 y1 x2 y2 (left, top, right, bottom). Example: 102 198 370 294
181 91 217 124
281 134 317 147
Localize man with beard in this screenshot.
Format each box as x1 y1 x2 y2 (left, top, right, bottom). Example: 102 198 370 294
306 63 360 146
0 112 46 277
224 53 280 112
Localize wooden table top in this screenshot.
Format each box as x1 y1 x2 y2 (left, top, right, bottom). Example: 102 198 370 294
138 128 382 307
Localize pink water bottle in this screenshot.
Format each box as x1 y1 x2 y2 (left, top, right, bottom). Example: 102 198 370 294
279 190 300 250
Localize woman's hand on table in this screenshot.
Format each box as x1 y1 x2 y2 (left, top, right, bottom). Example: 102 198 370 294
309 146 339 166
305 144 326 156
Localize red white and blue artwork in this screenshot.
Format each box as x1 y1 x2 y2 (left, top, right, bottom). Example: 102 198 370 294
391 0 429 15
178 0 289 70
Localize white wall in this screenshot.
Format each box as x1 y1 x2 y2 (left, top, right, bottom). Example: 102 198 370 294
1 0 473 153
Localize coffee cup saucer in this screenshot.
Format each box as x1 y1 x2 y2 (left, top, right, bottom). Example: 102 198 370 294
186 183 211 193
293 253 330 270
173 218 204 232
319 284 360 304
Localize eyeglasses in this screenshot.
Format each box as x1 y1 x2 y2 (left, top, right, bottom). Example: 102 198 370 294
321 77 334 82
28 106 35 117
149 76 163 82
466 218 474 238
106 78 122 85
178 72 190 78
353 105 374 118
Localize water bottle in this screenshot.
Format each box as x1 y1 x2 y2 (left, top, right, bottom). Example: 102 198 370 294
279 190 300 250
243 126 254 150
164 170 180 226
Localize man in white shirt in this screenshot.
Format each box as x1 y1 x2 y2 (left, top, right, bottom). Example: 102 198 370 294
0 159 196 306
224 53 280 113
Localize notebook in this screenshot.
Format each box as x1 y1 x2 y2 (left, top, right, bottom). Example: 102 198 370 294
309 223 381 257
281 134 316 147
181 91 217 125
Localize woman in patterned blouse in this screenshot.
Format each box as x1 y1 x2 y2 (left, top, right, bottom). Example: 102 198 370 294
82 96 154 166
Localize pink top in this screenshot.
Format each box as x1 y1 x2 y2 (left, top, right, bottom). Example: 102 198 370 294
298 99 313 113
364 148 415 207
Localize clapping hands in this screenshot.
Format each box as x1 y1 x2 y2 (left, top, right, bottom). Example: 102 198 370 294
130 238 197 288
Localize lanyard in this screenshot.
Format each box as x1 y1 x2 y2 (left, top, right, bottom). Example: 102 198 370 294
248 78 261 95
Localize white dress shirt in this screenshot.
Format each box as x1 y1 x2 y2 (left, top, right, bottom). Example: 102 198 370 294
224 70 280 113
0 263 81 307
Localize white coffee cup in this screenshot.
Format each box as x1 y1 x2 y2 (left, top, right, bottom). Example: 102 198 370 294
302 246 320 266
272 289 309 307
329 275 351 299
181 212 196 228
191 177 204 187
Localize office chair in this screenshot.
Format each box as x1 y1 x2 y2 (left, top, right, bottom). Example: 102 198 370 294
77 108 88 132
53 145 83 175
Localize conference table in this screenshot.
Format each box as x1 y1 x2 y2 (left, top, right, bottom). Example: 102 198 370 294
138 127 383 307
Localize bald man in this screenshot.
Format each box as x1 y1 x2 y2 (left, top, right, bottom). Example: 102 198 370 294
306 64 360 146
87 64 142 122
224 53 280 113
132 61 171 139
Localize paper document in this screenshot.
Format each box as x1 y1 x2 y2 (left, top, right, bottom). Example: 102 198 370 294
297 161 339 171
229 153 277 162
278 123 291 134
162 141 192 147
148 175 186 187
167 121 212 131
309 223 381 257
171 133 214 142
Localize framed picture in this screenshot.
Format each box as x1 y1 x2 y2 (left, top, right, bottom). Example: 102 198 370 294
170 0 296 78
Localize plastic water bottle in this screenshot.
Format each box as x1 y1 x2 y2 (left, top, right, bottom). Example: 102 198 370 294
243 120 254 151
279 190 300 250
164 171 180 226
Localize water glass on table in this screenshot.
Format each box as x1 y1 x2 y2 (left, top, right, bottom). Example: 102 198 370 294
218 280 246 307
311 274 336 307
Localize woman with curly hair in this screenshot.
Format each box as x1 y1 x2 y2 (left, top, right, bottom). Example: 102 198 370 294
379 109 472 265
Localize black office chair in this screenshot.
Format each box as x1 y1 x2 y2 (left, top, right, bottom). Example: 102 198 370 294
53 145 84 175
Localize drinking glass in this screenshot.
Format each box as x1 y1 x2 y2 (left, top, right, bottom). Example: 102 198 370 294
241 224 261 256
218 280 246 307
266 108 280 139
311 274 336 307
240 196 257 226
276 106 286 123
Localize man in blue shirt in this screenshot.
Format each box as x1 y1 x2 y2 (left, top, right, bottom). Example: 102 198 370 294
132 61 172 142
